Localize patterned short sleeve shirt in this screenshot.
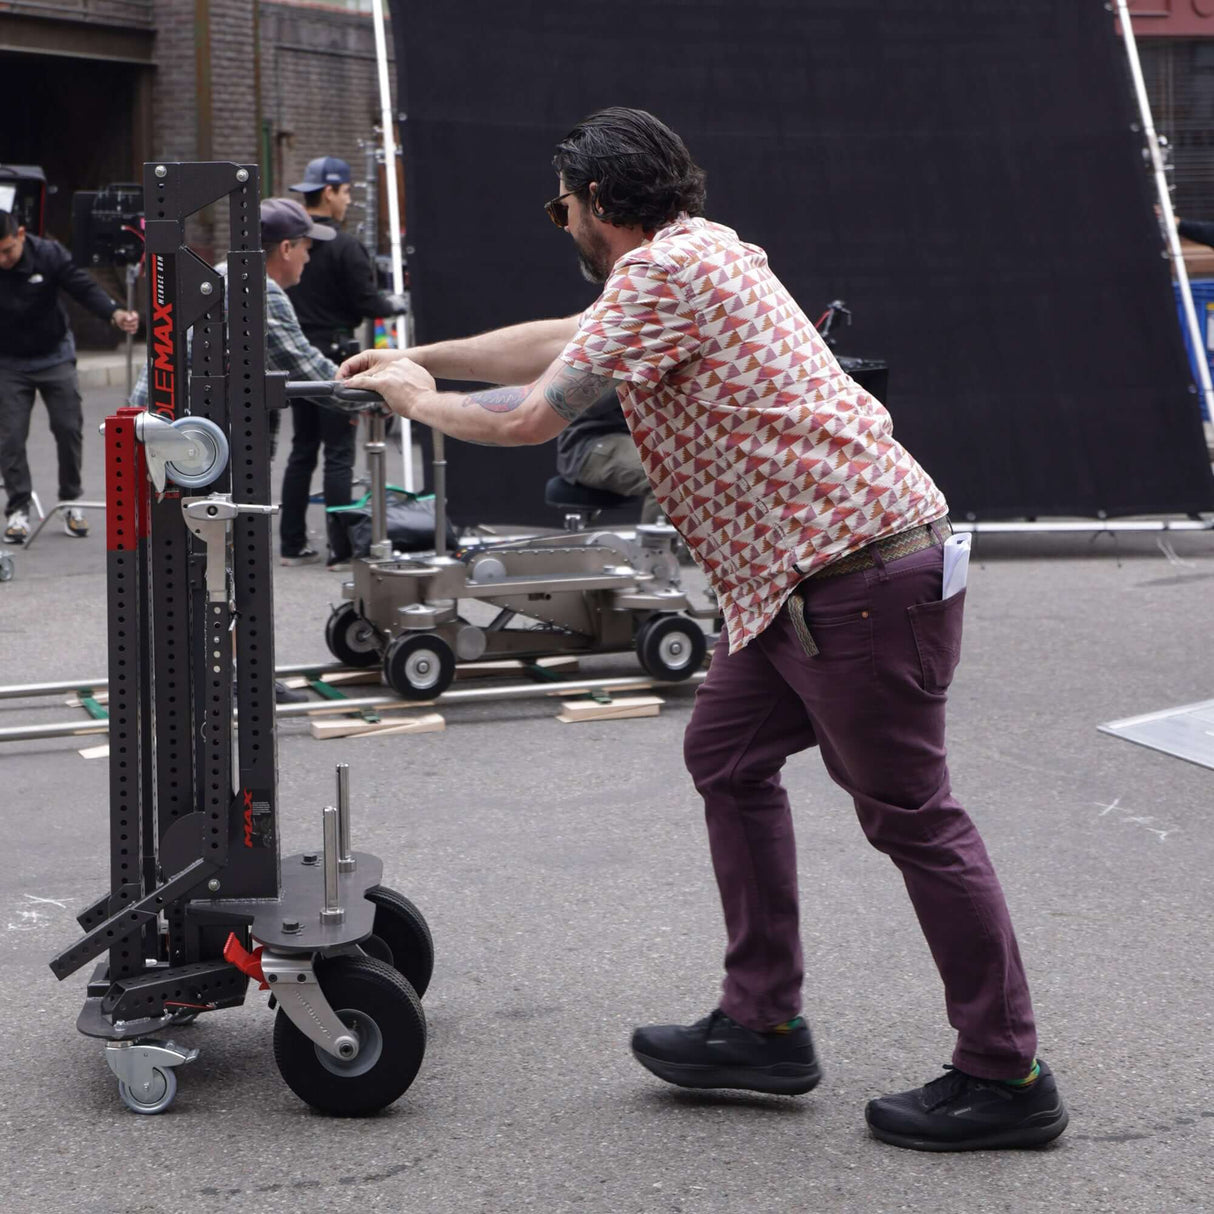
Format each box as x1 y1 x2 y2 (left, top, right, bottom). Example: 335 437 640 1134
560 216 948 652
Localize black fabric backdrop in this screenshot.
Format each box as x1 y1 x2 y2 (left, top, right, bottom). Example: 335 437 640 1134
390 0 1214 526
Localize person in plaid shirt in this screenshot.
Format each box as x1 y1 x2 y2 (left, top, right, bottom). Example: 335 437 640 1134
338 108 1066 1154
131 197 337 481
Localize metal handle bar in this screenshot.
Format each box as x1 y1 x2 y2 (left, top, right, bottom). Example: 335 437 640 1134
284 380 388 411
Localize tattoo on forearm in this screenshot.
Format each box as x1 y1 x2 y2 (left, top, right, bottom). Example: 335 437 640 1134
465 386 527 413
543 365 616 422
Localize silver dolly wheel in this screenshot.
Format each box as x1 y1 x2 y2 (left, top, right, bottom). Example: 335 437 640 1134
106 1040 198 1115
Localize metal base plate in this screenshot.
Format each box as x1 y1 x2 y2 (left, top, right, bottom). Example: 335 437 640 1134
210 850 383 952
1099 698 1214 771
77 997 178 1041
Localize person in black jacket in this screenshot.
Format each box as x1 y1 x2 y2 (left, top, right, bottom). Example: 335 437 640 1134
0 210 138 543
283 156 407 567
1176 213 1214 250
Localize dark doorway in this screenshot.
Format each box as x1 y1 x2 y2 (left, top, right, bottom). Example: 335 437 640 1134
0 51 149 345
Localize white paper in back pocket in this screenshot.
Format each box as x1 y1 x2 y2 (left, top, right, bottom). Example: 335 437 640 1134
942 533 971 600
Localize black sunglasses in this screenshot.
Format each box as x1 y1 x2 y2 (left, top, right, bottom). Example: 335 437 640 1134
544 190 575 229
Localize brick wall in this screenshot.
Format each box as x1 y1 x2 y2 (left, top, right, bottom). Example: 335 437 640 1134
259 0 396 226
0 0 154 27
145 0 394 258
5 0 395 342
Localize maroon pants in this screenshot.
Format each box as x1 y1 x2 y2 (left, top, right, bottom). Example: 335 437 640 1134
683 542 1037 1080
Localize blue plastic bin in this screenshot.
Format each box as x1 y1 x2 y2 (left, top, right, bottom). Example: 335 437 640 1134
1173 279 1214 420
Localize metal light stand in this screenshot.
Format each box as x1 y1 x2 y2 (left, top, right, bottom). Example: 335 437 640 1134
48 161 430 1117
123 260 141 401
286 381 446 559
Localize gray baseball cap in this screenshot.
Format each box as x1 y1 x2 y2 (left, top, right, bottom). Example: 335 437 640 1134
259 197 336 244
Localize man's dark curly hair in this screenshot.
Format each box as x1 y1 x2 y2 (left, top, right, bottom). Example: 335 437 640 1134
553 107 706 230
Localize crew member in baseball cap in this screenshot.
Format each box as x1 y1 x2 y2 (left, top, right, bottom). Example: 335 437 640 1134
288 156 353 194
282 156 407 570
130 195 345 585
260 197 336 246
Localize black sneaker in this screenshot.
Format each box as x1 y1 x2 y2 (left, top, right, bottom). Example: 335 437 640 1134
631 1008 823 1096
281 548 322 566
865 1060 1068 1152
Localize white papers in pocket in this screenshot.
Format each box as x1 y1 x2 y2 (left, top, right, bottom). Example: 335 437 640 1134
942 533 971 600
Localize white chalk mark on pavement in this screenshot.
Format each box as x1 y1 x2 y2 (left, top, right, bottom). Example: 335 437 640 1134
6 894 72 931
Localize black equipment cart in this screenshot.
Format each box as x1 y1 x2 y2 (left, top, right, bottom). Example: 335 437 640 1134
48 162 433 1116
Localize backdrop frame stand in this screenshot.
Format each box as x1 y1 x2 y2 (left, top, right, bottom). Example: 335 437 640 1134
942 4 1212 537
370 0 422 497
1114 0 1214 437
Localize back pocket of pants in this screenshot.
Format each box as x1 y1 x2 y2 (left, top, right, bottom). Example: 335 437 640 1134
906 589 966 694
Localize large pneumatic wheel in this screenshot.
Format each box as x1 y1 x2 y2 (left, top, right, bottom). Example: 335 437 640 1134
635 614 707 682
365 885 434 999
273 955 426 1116
117 1067 177 1115
325 602 381 667
383 633 456 700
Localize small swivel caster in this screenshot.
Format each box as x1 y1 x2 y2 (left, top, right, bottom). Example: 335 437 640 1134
105 1039 199 1115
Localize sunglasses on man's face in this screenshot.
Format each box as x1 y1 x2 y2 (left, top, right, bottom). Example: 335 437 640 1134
544 191 575 229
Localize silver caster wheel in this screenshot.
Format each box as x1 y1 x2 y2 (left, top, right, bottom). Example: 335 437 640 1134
117 1066 177 1115
0 554 12 582
105 1038 197 1116
164 416 230 489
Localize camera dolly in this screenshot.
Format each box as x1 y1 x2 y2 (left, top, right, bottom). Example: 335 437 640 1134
289 381 712 700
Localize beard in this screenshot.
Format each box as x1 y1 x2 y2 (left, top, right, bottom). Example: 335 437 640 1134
573 222 613 284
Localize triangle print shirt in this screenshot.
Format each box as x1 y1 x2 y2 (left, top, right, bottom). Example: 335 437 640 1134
559 216 948 653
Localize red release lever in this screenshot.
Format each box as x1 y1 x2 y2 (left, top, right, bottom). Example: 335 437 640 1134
223 931 268 990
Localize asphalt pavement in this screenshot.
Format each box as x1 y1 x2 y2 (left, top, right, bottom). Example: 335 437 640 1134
0 384 1212 1214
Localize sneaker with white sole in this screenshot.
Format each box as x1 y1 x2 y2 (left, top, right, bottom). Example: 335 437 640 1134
64 507 89 538
4 510 29 545
281 547 322 566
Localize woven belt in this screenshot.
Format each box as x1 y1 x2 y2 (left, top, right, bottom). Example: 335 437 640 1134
810 518 952 581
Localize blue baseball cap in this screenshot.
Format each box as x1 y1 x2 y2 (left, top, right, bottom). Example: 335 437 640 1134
288 156 352 194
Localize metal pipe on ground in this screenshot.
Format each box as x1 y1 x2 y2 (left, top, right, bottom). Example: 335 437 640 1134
0 672 706 743
0 660 350 702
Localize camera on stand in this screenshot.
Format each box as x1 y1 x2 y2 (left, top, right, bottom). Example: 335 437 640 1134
71 183 145 268
71 184 146 398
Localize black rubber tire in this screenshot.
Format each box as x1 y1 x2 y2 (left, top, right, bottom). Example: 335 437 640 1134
383 632 456 700
365 885 434 999
635 614 707 682
325 602 381 668
360 933 393 965
272 955 426 1116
